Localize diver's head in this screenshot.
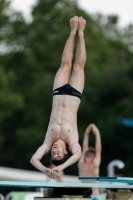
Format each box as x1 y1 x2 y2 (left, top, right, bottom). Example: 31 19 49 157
51 140 68 166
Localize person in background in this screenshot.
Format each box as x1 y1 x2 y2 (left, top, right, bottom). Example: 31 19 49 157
78 124 102 200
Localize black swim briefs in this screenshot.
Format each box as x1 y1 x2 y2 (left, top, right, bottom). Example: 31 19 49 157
53 84 82 99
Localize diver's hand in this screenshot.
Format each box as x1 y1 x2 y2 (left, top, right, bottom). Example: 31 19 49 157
44 168 59 179
44 168 53 177
52 166 62 178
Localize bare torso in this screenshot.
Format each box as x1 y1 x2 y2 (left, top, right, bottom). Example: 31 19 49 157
78 162 99 177
45 95 81 151
78 159 100 196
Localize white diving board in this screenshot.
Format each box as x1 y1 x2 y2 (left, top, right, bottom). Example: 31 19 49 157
0 181 133 189
79 177 133 184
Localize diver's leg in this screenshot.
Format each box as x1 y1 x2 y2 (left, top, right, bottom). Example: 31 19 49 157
69 17 86 94
53 16 78 90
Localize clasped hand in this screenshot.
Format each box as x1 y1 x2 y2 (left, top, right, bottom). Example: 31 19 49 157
44 166 61 179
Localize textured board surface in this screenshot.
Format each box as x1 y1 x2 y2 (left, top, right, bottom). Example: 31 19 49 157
78 177 133 184
0 181 133 189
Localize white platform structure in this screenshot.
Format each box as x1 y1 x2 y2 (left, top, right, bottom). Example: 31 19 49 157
1 167 133 200
0 166 78 182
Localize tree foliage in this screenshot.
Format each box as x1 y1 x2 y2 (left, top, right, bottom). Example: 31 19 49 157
0 0 133 178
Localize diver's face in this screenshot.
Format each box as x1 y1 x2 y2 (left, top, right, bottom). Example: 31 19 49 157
51 142 65 160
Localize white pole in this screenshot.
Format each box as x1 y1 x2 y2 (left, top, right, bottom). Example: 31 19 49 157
107 160 125 177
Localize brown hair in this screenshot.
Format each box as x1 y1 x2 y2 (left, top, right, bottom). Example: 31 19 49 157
51 153 68 166
85 147 95 158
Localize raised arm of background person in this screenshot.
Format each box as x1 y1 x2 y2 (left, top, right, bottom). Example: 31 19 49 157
52 142 81 174
91 124 102 166
82 124 93 152
30 142 59 179
79 124 92 163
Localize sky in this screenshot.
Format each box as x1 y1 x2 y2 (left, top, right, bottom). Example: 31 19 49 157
10 0 133 27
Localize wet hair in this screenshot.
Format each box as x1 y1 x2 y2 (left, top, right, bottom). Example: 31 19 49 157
51 153 69 166
85 147 95 158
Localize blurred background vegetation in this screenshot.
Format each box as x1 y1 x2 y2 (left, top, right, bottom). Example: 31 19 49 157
0 0 133 177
